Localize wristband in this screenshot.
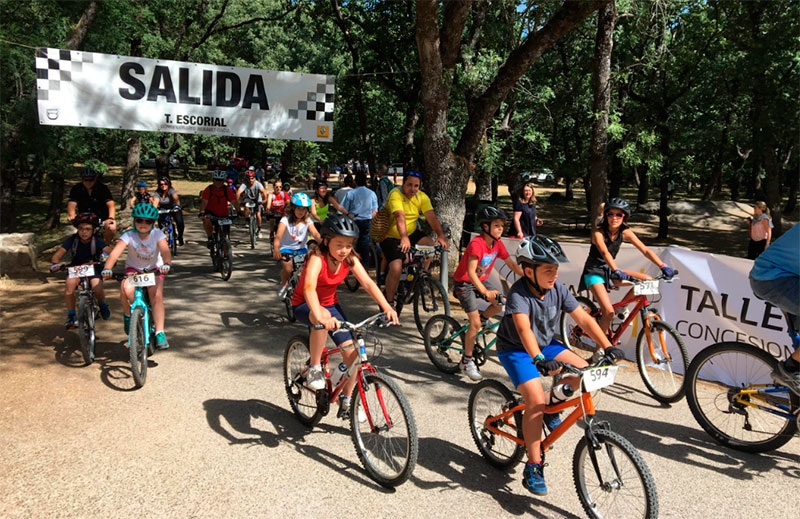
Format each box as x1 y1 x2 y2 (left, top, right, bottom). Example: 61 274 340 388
533 353 545 363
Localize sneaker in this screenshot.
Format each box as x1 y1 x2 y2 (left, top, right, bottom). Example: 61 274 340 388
522 462 548 496
99 302 111 320
460 358 483 381
257 228 262 239
155 331 170 350
206 237 214 249
178 236 184 246
771 360 800 395
278 284 289 299
338 398 368 422
123 314 131 335
65 314 77 329
306 365 325 390
543 412 562 432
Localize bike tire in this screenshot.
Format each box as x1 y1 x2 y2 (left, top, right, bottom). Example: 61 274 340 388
685 341 798 453
285 279 296 322
368 241 382 284
249 217 256 249
129 307 148 388
636 318 689 403
468 379 525 469
209 240 219 271
169 224 178 257
220 237 233 281
344 273 360 292
559 296 598 361
77 296 95 365
412 274 450 335
283 335 324 427
351 371 418 488
573 428 659 519
422 314 464 374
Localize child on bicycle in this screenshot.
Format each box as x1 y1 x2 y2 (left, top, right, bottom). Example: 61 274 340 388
291 214 398 419
274 192 322 297
102 203 172 350
580 197 677 334
50 213 112 328
453 206 523 381
496 235 622 496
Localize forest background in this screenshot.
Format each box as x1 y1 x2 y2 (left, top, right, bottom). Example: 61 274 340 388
1 0 797 254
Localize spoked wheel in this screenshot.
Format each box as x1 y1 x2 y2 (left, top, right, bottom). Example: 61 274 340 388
636 317 689 403
412 274 450 335
283 336 324 427
468 379 525 468
169 224 178 257
422 314 464 374
284 282 296 322
344 273 360 292
209 241 219 271
128 307 148 388
351 371 418 488
573 428 659 519
77 297 96 366
685 342 798 453
249 217 256 249
219 237 233 281
559 296 598 361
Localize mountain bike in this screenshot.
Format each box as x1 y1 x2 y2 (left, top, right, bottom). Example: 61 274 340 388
265 212 283 256
244 201 259 249
422 294 505 374
393 244 450 335
56 262 102 365
158 207 180 258
207 215 233 281
283 313 418 487
684 312 799 453
343 236 382 292
280 250 307 322
468 354 658 519
559 273 688 404
111 270 160 388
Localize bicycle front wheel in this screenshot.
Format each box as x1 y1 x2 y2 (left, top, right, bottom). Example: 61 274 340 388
422 314 464 374
573 428 658 519
351 371 418 487
249 217 256 249
77 296 95 365
169 224 178 257
283 336 323 427
468 379 525 469
636 318 689 403
559 296 598 361
412 274 450 335
219 237 233 281
685 342 798 453
129 307 148 388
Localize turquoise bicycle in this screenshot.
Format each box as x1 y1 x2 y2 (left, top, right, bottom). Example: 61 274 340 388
112 270 159 388
422 294 504 374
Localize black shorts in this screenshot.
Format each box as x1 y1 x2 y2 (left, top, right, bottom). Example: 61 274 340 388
381 228 426 264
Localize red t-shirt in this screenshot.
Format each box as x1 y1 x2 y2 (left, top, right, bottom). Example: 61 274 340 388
202 185 236 217
270 191 291 214
291 254 350 307
453 235 509 283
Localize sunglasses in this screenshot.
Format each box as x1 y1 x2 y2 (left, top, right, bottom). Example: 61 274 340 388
134 218 155 224
605 212 625 219
82 177 97 182
405 171 422 178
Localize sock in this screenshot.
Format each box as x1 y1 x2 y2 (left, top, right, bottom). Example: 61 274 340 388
785 357 799 372
462 356 473 364
67 309 76 317
99 301 109 308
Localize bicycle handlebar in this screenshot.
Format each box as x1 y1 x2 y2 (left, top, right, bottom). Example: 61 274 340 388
312 312 395 332
478 292 506 305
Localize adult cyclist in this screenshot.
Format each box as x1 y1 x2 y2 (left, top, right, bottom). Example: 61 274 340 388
199 169 242 248
67 166 116 244
236 169 268 238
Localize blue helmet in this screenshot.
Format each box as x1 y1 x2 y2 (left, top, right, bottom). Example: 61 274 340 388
290 192 312 208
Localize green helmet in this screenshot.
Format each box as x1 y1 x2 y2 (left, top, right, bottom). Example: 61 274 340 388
131 202 159 221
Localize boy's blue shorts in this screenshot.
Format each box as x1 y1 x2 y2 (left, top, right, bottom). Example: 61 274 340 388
497 339 568 388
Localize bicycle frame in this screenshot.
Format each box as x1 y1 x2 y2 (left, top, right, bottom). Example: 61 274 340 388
128 284 152 350
732 385 797 421
396 246 440 304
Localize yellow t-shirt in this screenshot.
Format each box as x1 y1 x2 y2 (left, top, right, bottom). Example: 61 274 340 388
385 187 434 239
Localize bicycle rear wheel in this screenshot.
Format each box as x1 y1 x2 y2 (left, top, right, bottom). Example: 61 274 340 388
219 237 233 280
468 379 525 469
283 336 323 427
129 307 148 388
344 273 360 292
284 280 296 322
412 274 450 335
636 318 689 403
422 314 464 374
685 342 798 453
77 296 96 365
559 296 598 361
573 428 658 519
351 371 418 487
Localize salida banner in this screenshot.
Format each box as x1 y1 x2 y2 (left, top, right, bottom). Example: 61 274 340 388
35 48 335 141
487 238 792 371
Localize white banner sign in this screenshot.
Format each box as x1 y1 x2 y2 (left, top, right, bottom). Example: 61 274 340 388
35 48 335 141
486 237 793 369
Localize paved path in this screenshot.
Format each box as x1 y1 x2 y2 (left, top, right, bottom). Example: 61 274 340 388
1 220 798 518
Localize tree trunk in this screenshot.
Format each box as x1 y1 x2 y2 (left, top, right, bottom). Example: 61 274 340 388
121 136 141 209
588 0 615 227
41 172 64 231
762 145 782 233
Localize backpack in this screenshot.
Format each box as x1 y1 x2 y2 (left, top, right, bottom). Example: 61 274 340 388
69 234 98 262
369 205 391 243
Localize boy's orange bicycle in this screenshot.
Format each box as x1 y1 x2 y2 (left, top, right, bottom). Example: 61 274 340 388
468 354 658 519
559 273 689 404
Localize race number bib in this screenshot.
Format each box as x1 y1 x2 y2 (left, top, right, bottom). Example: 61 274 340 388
67 264 95 278
129 272 156 287
633 280 660 296
218 218 233 226
582 365 619 392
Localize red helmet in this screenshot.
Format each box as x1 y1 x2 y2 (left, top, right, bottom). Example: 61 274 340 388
245 170 256 178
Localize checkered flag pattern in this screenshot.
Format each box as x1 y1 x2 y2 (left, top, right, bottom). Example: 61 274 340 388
288 76 335 121
35 48 93 101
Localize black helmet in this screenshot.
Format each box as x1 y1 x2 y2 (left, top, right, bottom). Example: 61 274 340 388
516 235 568 266
313 179 328 190
73 212 100 228
478 206 507 225
606 197 631 218
321 213 359 238
81 166 98 178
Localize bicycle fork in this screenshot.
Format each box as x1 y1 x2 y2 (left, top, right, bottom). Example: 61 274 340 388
642 309 672 364
584 420 625 491
128 289 152 350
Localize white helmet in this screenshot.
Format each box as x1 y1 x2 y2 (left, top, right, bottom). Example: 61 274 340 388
212 169 227 180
